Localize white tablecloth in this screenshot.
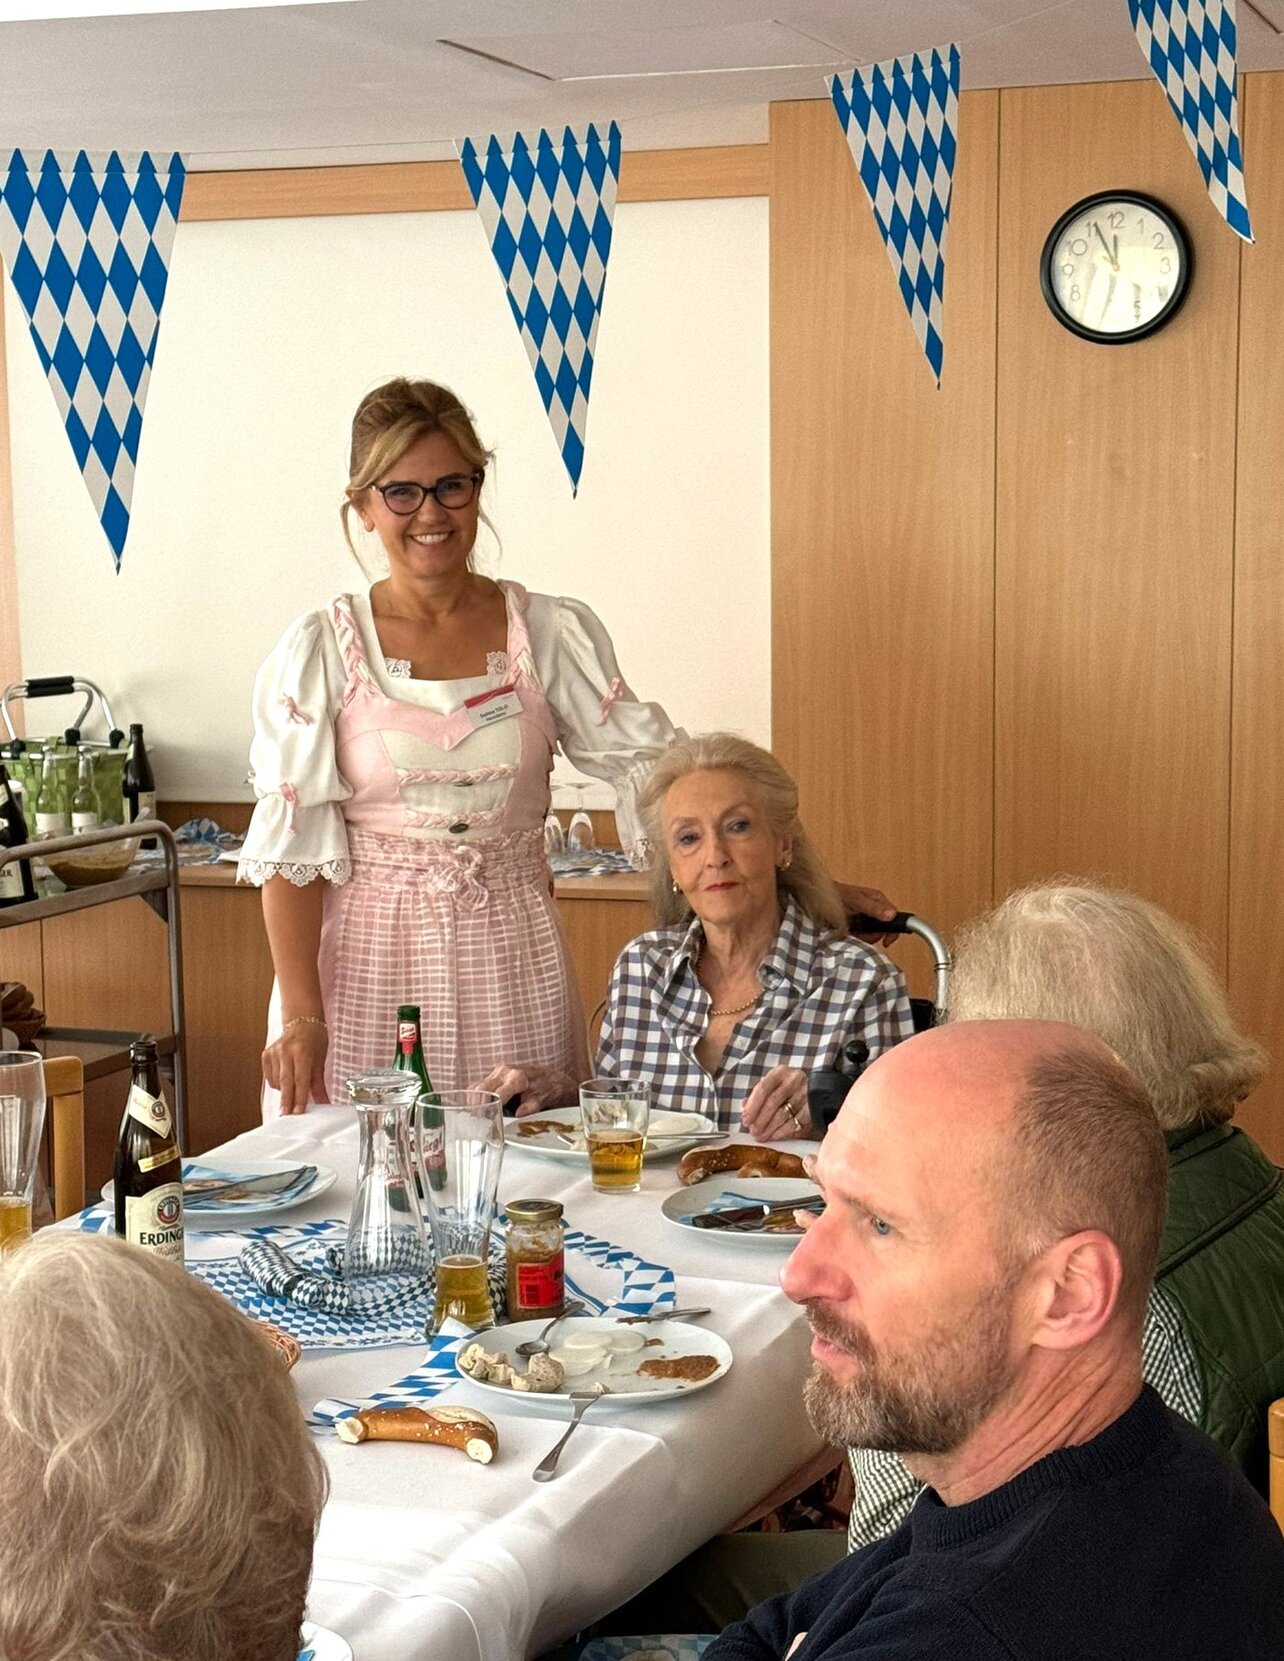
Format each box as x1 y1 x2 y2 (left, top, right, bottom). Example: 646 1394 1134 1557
199 1108 823 1661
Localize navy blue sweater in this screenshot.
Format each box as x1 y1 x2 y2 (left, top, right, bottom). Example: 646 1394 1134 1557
707 1388 1284 1660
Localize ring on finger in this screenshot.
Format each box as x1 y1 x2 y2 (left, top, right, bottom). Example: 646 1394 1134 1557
785 1100 802 1129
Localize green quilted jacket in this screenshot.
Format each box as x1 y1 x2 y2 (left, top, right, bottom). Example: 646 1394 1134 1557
1159 1122 1284 1495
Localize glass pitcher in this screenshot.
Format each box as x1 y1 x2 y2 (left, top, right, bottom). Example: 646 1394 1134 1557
344 1071 430 1287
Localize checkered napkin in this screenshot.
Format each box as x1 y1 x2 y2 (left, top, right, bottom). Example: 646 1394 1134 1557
828 45 960 384
309 1221 676 1429
457 122 620 493
0 149 186 566
1128 0 1252 241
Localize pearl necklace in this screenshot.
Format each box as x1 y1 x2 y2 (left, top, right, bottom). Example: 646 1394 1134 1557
698 942 762 1018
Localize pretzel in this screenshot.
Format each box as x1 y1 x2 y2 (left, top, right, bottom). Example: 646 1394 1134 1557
334 1404 499 1464
676 1144 807 1187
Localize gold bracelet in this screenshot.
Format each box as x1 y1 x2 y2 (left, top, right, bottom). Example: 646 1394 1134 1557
282 1014 327 1035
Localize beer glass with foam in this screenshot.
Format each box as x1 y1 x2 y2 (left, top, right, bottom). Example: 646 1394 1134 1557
579 1078 652 1194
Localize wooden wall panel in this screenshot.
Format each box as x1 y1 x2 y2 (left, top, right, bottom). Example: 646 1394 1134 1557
181 885 274 1153
1229 75 1284 1156
994 80 1239 955
769 95 998 951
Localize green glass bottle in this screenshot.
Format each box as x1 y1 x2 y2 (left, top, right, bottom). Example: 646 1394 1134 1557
71 748 100 834
393 1004 446 1192
34 749 68 839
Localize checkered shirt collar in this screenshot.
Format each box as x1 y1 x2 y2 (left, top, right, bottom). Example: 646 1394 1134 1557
660 896 829 998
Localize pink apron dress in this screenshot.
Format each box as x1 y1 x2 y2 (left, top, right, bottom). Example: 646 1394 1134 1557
314 586 590 1103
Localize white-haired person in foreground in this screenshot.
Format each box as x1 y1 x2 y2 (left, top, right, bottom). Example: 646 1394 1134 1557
844 880 1284 1549
0 1232 327 1661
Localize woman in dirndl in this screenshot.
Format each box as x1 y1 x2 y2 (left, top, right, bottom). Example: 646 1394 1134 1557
237 377 682 1116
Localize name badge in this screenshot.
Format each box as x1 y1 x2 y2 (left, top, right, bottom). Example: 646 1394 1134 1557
464 683 522 729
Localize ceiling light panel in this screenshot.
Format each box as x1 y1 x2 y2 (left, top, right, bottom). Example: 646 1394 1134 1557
0 1 360 18
440 20 851 83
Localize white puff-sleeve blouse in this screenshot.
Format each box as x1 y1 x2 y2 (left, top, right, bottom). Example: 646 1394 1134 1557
237 611 353 887
237 586 683 886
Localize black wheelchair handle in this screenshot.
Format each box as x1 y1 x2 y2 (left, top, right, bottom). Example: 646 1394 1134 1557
850 910 913 936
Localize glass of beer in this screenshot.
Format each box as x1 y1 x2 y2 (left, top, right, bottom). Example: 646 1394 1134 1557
422 1090 504 1333
580 1078 651 1194
0 1051 47 1255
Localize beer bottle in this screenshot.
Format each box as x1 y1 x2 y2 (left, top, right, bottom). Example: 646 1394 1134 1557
393 1004 446 1192
123 723 157 849
0 764 36 907
113 1037 184 1265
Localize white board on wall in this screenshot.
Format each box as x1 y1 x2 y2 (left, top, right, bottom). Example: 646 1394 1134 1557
5 196 770 804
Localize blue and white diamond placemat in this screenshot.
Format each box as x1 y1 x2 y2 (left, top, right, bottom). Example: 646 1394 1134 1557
75 1208 675 1360
458 122 620 493
829 45 960 384
0 149 186 566
1128 0 1252 241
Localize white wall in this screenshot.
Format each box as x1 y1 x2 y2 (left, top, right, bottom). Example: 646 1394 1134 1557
6 196 770 807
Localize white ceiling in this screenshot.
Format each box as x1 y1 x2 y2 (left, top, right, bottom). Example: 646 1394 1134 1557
0 0 1282 171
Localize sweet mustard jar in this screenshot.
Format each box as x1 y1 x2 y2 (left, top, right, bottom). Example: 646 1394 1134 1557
505 1198 565 1321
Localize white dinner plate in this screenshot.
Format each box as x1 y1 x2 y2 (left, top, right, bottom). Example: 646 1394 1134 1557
661 1176 820 1248
298 1621 352 1661
510 1109 718 1161
102 1159 338 1221
455 1316 733 1405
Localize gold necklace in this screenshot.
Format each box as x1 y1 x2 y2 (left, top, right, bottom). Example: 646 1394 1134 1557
698 942 761 1018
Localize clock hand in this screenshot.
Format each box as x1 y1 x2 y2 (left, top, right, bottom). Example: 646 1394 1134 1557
1093 222 1119 270
1100 269 1118 328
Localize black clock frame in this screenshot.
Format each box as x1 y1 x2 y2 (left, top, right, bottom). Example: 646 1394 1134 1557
1039 190 1193 345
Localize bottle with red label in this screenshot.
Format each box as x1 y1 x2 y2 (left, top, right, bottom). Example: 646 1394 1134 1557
392 1004 446 1193
113 1037 184 1266
504 1198 565 1320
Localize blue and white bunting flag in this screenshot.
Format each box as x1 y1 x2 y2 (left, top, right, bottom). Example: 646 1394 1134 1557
0 149 186 567
458 122 620 493
1128 0 1252 241
829 45 960 384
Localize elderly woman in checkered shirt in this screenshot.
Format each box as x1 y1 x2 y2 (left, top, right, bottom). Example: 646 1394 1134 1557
504 733 907 1139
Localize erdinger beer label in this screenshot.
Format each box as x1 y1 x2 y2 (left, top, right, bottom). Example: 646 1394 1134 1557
123 1182 184 1264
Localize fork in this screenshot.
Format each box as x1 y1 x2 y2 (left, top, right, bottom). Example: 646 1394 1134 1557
531 1391 600 1481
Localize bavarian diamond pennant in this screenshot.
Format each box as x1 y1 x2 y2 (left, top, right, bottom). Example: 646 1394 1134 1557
0 149 186 568
1128 0 1252 241
829 45 960 384
458 122 620 493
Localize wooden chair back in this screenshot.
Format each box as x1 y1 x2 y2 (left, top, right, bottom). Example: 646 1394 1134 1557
42 1055 86 1222
1270 1399 1284 1532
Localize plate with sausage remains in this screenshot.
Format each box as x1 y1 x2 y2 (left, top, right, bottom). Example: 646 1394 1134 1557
510 1110 718 1161
455 1315 733 1405
661 1177 821 1248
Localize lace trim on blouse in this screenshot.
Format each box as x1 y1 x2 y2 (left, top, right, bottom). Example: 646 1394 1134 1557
385 658 411 679
239 856 353 888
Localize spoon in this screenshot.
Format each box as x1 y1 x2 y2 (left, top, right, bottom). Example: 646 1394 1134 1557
515 1300 587 1358
532 1390 600 1482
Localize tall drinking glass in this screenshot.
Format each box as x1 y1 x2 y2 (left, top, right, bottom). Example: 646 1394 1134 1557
344 1071 429 1287
0 1051 47 1254
422 1090 504 1332
580 1078 651 1194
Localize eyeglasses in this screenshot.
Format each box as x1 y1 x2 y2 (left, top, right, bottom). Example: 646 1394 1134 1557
371 471 483 515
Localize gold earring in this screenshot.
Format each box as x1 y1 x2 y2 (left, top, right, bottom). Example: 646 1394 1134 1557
671 878 680 894
779 855 792 870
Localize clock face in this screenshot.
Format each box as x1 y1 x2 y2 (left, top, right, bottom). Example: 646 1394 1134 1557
1040 192 1191 343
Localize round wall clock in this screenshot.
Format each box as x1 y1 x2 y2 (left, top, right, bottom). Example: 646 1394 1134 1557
1039 191 1192 344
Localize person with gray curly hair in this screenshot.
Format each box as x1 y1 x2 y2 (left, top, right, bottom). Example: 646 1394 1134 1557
0 1232 327 1661
846 879 1284 1549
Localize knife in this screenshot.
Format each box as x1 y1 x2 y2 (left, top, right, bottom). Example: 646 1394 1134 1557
690 1197 823 1230
184 1166 315 1203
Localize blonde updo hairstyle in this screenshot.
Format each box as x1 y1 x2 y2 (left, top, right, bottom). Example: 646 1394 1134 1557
638 733 848 936
950 880 1266 1132
341 378 495 575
